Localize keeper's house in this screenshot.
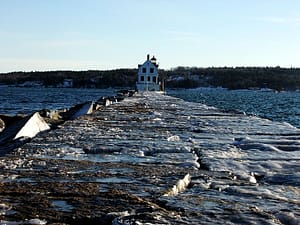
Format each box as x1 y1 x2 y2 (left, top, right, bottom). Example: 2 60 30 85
136 54 161 91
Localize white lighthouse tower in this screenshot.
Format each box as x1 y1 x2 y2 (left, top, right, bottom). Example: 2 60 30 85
136 54 161 91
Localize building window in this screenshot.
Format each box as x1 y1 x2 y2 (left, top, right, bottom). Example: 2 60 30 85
142 67 146 73
147 76 151 82
153 76 156 83
140 76 144 81
150 68 154 73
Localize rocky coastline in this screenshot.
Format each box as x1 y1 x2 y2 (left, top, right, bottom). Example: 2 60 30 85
0 91 299 224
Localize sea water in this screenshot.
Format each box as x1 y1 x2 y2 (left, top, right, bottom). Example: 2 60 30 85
1 87 299 129
167 87 300 128
0 86 115 115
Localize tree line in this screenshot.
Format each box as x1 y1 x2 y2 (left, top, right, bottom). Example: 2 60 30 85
0 69 137 88
1 66 300 90
162 66 300 90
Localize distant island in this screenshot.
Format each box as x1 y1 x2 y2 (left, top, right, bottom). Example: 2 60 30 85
1 66 300 91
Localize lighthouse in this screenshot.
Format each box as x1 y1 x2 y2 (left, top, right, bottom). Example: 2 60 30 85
136 54 161 91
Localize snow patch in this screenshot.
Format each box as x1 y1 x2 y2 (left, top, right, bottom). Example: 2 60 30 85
14 112 50 139
167 135 181 142
164 173 191 196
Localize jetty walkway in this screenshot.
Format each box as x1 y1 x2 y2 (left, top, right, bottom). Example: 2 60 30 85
0 92 299 224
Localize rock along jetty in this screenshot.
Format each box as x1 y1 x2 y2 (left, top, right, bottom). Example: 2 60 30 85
0 91 299 225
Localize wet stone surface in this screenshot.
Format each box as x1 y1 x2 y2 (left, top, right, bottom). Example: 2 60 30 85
0 92 299 224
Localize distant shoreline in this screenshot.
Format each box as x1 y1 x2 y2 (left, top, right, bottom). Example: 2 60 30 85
1 66 300 90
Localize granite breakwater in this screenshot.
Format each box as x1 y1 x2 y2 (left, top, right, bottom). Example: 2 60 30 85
0 91 299 224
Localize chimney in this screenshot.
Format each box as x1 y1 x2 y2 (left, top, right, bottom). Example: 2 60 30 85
147 54 150 61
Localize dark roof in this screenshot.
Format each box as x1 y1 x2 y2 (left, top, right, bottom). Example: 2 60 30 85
151 56 157 61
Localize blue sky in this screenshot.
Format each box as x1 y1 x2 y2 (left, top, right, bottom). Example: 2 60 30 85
1 0 300 72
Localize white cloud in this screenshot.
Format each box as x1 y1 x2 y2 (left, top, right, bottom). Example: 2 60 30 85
0 29 104 49
37 39 104 48
0 58 107 72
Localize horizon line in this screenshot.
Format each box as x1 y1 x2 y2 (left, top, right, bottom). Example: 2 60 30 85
1 65 300 74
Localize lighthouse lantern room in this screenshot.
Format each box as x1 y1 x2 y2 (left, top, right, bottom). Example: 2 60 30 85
136 54 161 91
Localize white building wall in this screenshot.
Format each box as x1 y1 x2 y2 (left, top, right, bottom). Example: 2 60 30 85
136 57 160 91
